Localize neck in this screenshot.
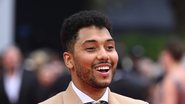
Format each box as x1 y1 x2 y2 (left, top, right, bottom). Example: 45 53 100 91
5 68 16 76
72 78 106 100
167 62 181 73
4 65 21 76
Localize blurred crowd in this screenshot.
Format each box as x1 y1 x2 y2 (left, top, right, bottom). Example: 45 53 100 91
0 38 185 104
0 46 71 104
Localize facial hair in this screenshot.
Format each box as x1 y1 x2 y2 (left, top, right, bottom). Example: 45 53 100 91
74 59 116 88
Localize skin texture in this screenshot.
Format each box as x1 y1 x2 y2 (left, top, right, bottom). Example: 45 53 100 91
63 26 118 100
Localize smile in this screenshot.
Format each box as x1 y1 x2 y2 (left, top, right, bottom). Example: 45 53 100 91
95 65 110 73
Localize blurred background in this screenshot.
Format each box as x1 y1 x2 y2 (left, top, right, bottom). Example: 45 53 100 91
1 0 185 104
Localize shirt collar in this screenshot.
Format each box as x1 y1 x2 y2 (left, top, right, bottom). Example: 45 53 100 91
71 82 108 103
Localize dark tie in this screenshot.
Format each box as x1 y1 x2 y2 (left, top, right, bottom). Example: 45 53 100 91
84 100 108 104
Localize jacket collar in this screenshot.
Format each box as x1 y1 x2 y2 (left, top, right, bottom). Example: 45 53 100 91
63 82 122 104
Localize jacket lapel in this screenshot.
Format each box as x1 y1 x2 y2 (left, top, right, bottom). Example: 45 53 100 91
108 88 120 104
63 82 83 104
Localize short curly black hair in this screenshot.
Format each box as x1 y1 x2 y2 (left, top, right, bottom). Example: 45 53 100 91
60 10 112 52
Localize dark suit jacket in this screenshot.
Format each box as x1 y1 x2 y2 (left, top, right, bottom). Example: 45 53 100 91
39 82 148 104
0 69 37 104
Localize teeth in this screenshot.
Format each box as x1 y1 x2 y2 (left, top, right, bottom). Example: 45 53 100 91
96 66 109 71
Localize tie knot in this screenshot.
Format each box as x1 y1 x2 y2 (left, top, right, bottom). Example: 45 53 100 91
84 100 108 104
99 100 108 104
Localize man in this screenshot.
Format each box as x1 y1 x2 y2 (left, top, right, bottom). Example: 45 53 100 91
40 10 148 104
0 45 37 104
153 39 185 104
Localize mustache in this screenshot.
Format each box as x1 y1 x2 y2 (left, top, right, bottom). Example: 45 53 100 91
92 61 112 67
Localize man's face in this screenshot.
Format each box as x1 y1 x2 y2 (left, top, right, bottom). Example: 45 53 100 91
159 50 171 71
69 26 118 88
2 47 22 70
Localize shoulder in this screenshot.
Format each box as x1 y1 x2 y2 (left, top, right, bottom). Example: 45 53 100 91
110 92 148 104
39 91 65 104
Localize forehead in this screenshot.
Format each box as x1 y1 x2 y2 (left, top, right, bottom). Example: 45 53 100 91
4 48 19 56
77 26 113 43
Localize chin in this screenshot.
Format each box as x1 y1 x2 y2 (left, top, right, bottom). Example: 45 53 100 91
94 80 111 88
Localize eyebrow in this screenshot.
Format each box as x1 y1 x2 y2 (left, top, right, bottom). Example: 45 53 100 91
83 39 97 43
107 39 115 42
82 39 115 44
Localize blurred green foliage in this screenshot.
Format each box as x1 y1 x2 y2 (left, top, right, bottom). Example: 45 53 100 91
115 33 183 61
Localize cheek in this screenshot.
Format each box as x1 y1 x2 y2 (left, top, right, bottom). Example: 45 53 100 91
77 53 96 66
111 52 119 65
163 56 169 63
75 54 95 79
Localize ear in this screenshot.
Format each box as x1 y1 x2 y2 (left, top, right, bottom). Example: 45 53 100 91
63 52 74 70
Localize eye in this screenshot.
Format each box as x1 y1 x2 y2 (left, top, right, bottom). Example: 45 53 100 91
85 47 96 52
106 45 115 51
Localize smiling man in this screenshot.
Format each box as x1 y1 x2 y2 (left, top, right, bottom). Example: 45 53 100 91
39 11 148 104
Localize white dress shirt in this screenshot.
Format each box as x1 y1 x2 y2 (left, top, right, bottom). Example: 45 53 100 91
71 82 108 103
4 70 23 104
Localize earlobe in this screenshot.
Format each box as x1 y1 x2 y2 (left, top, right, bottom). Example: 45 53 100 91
63 52 74 69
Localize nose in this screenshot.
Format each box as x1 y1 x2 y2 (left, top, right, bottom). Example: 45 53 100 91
97 47 109 61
